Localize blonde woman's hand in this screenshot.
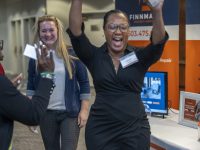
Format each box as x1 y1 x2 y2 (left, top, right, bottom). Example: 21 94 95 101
78 109 89 128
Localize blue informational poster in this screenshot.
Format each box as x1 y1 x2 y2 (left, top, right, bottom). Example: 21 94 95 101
115 0 180 110
185 0 200 93
115 0 179 26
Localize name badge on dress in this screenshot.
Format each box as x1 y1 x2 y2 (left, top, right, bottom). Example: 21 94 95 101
120 51 138 68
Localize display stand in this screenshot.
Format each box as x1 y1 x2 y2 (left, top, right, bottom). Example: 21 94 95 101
151 112 166 119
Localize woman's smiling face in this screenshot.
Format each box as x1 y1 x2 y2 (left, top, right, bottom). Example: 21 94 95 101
104 13 129 54
39 21 58 49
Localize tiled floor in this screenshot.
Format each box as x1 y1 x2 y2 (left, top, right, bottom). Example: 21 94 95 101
12 122 87 150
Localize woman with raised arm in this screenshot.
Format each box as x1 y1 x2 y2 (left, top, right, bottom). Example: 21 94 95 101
68 0 168 149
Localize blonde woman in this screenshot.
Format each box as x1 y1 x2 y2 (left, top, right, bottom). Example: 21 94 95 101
26 15 90 150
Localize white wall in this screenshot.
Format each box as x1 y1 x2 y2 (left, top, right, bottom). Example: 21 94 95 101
46 0 115 45
3 0 45 76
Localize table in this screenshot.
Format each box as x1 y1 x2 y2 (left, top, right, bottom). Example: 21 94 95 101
149 109 200 150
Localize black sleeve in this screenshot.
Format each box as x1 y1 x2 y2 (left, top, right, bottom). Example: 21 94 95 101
0 76 54 125
136 32 169 68
26 58 37 96
66 28 98 68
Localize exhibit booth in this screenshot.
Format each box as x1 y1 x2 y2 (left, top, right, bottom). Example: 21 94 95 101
115 0 200 149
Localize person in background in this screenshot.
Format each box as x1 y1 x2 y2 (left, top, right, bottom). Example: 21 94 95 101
68 0 168 149
0 43 55 150
26 15 90 150
0 40 22 83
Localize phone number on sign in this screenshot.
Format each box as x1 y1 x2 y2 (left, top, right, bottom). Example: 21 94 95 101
129 30 151 37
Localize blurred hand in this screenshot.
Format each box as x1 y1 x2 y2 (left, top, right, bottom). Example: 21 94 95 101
145 0 164 10
11 73 23 87
35 43 54 73
78 109 89 128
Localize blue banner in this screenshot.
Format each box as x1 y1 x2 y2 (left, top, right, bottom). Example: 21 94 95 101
186 0 200 24
115 0 179 26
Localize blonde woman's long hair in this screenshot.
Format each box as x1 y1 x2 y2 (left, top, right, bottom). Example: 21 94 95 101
32 15 74 79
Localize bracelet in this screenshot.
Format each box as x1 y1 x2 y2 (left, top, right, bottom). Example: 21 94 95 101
40 72 55 80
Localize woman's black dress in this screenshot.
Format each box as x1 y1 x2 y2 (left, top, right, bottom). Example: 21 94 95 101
68 30 168 150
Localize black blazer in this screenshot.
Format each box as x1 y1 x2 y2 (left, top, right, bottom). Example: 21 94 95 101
0 75 53 125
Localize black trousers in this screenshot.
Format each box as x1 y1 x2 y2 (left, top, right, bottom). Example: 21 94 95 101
0 116 13 150
0 76 53 150
40 110 80 150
